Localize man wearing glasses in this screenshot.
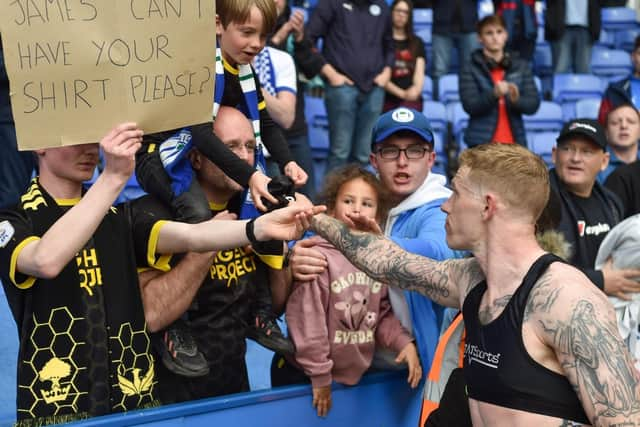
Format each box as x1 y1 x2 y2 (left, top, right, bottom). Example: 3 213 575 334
288 107 457 380
550 118 640 298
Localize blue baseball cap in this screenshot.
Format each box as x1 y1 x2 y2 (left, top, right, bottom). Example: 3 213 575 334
371 107 434 149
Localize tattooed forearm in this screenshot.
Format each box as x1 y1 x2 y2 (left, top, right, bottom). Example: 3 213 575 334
540 299 640 425
310 214 481 308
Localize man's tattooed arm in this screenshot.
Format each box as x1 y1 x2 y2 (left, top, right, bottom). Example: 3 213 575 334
310 213 483 308
534 271 640 426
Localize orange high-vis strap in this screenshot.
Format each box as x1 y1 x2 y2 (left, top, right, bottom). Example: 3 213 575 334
418 313 465 427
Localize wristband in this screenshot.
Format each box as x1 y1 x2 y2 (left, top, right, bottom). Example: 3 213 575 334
246 218 259 245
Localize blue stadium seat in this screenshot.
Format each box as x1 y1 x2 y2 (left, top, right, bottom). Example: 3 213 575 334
601 7 639 32
478 0 494 19
534 75 543 98
416 28 432 46
523 101 564 133
432 131 448 175
438 74 460 104
304 95 329 158
422 75 433 101
596 29 615 49
591 48 632 81
553 74 604 103
413 8 432 32
422 100 447 134
536 3 545 26
529 131 559 166
416 29 433 73
534 43 553 77
447 101 469 151
614 29 639 52
574 98 602 120
537 26 545 44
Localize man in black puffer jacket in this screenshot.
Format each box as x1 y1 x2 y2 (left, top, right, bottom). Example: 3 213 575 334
459 15 539 148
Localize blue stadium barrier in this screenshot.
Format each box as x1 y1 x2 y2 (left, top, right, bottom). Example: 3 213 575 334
0 282 18 427
63 371 422 427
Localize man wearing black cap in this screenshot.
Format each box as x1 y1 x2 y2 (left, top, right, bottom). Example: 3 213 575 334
551 118 640 298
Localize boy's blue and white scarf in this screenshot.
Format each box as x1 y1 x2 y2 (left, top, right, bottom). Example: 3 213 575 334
159 46 266 216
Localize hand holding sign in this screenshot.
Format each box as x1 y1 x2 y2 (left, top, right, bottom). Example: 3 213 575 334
0 0 216 150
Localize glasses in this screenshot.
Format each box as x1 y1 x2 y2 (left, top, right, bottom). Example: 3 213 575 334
227 141 256 155
393 8 410 15
376 145 431 159
557 144 600 158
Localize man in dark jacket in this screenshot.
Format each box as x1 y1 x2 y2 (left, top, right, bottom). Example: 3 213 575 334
598 35 640 124
550 118 640 299
459 15 539 148
544 0 602 73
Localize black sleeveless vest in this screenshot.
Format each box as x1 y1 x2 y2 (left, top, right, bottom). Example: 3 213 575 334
462 253 589 424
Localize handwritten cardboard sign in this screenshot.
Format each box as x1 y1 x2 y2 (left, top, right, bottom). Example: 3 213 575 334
0 0 216 150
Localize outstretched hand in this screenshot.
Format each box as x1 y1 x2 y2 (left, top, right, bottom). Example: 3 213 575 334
345 212 383 234
254 198 325 241
396 342 422 389
101 122 143 181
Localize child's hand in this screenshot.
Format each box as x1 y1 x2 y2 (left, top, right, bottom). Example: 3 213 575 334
283 161 308 187
249 171 277 211
345 212 383 234
395 342 422 389
312 385 332 417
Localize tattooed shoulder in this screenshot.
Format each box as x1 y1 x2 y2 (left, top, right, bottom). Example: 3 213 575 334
523 271 560 322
